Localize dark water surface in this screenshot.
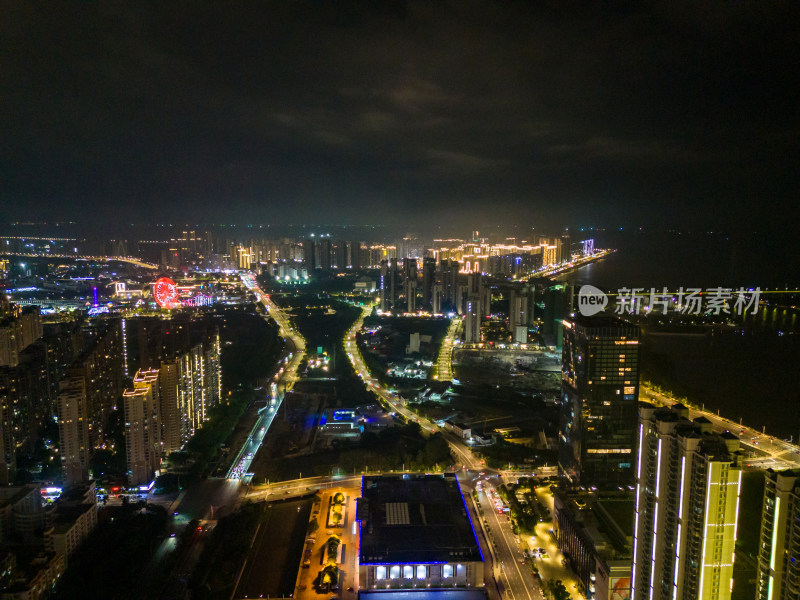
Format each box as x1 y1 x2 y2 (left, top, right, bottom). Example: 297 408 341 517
557 230 800 440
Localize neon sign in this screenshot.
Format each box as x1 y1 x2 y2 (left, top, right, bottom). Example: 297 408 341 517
182 294 213 307
154 277 179 308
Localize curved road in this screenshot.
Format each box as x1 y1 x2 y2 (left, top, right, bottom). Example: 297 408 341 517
343 305 557 600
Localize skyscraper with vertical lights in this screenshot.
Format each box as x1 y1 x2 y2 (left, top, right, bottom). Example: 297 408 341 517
756 469 800 600
632 404 743 600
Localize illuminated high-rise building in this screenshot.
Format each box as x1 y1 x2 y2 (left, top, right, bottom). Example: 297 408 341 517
421 257 436 311
379 259 400 312
236 245 253 269
756 469 800 600
432 283 444 315
403 258 418 313
123 369 161 486
158 361 182 455
66 320 123 449
334 240 347 270
156 329 221 454
463 274 485 344
436 260 459 311
543 244 558 266
509 287 530 344
464 295 481 343
318 238 332 270
632 404 743 600
57 375 90 485
0 304 42 368
303 239 316 270
559 315 640 487
405 279 417 313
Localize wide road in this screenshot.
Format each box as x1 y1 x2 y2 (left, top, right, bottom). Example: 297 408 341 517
246 474 363 499
227 400 280 479
232 273 308 479
434 317 461 381
472 475 540 600
344 304 441 435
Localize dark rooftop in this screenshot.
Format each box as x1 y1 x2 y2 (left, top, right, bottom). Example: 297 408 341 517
595 498 635 539
357 474 482 565
564 314 640 334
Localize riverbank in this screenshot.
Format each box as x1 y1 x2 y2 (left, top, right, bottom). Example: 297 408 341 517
530 248 614 280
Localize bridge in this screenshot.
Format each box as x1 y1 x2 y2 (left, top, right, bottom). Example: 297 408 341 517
1 251 158 269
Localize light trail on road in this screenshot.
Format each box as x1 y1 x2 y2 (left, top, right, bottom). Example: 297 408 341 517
227 273 308 480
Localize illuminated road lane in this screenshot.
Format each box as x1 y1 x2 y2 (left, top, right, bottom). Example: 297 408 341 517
229 273 307 480
477 480 538 600
226 401 281 479
344 303 445 436
433 317 461 382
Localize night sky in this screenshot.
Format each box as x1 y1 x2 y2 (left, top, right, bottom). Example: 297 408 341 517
2 2 799 232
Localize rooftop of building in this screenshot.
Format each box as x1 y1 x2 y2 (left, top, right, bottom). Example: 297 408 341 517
765 468 800 494
594 498 634 539
563 314 639 335
767 468 800 479
641 403 742 461
52 504 95 534
56 481 95 506
357 474 483 565
446 421 470 431
554 490 633 558
0 486 38 508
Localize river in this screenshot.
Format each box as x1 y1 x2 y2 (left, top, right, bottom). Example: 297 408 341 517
554 229 800 440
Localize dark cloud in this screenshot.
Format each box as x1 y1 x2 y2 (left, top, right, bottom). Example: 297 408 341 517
1 1 798 232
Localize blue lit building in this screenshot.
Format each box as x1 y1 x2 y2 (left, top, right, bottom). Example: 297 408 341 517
356 474 484 590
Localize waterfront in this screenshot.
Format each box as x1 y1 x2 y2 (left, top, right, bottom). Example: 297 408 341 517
556 230 800 441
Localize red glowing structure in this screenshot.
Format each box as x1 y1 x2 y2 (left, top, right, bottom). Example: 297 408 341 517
153 277 179 308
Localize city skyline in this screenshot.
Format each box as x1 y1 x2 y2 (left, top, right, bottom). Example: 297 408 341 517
1 4 798 599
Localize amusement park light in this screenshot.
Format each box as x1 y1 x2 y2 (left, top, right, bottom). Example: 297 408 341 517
154 277 179 308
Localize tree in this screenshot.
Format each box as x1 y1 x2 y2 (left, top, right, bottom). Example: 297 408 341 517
307 517 319 535
326 536 341 562
548 579 570 600
321 565 338 586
